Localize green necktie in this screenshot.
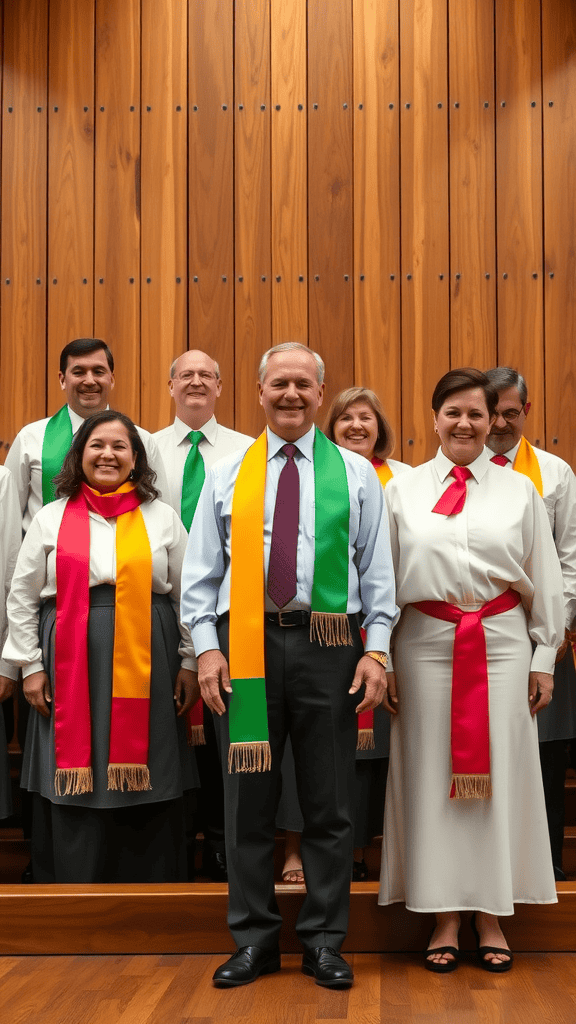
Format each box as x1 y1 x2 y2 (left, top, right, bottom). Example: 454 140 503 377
181 431 205 531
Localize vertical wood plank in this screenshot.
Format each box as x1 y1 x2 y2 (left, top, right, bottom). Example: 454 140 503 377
141 0 187 433
0 0 48 454
47 0 95 414
308 0 353 411
353 0 401 451
189 0 235 428
542 1 576 466
94 0 140 424
400 0 450 465
449 2 497 370
495 0 544 446
270 0 307 347
234 0 272 437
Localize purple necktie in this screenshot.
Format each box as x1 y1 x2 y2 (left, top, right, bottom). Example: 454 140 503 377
490 454 509 467
267 444 299 608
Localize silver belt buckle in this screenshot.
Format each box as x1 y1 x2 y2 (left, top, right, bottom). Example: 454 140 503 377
278 610 295 627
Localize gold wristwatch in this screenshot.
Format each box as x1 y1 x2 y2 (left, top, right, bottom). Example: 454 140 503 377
365 650 388 668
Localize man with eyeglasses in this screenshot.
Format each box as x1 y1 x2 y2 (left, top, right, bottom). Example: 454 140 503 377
154 349 253 881
485 366 576 881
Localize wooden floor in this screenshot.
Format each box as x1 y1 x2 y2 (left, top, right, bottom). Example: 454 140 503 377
2 951 576 1024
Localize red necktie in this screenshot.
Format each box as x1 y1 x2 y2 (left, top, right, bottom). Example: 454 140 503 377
432 466 472 516
490 454 509 467
267 444 299 608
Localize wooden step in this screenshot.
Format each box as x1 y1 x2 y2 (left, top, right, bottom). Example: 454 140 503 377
565 776 576 826
0 882 574 956
564 826 576 875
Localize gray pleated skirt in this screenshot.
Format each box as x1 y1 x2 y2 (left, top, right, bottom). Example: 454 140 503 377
22 585 198 808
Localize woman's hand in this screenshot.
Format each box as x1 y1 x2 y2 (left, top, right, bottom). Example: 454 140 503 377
173 668 200 716
23 671 52 717
197 649 232 715
0 676 16 703
528 671 553 716
385 671 399 714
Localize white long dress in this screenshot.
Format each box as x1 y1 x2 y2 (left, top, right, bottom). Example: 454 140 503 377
378 447 564 915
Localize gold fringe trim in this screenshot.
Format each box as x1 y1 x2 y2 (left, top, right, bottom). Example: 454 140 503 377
107 764 152 792
451 773 492 800
188 724 206 747
228 741 272 774
357 729 375 751
54 767 93 797
310 611 353 647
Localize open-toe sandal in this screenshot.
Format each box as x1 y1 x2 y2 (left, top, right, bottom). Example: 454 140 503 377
424 945 459 973
470 913 513 973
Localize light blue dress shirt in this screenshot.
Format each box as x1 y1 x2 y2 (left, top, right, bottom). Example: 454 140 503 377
181 424 399 657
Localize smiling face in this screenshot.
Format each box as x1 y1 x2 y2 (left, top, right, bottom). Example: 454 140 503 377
59 349 115 417
169 350 222 428
332 400 379 460
258 349 324 441
81 420 136 493
434 387 495 466
485 385 529 455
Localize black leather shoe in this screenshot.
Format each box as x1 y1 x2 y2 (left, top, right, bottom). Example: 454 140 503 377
212 946 281 988
301 947 354 988
202 849 228 882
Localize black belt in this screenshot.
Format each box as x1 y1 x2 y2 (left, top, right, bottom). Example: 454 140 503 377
265 610 311 628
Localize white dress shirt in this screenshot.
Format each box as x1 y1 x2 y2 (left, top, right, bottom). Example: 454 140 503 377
181 424 399 658
385 446 565 674
153 415 253 515
0 468 22 679
2 497 196 677
5 406 169 532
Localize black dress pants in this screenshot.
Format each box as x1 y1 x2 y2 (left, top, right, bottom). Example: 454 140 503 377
215 615 363 951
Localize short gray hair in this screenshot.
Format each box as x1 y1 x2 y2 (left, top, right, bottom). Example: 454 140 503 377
258 343 325 384
484 367 528 405
170 351 221 380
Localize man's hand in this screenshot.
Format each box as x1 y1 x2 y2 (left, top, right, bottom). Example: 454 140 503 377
349 654 396 715
528 671 553 716
0 676 16 703
198 649 232 715
173 668 200 716
23 671 52 718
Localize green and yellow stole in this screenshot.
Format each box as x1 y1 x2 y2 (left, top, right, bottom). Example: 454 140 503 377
42 405 74 504
227 428 353 773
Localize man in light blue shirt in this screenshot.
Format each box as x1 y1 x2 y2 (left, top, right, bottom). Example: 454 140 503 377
181 342 398 989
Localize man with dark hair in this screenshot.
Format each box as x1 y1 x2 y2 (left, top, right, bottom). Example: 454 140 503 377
6 337 167 531
485 366 576 880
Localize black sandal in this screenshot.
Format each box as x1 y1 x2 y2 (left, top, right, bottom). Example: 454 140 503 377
470 913 513 973
424 945 459 973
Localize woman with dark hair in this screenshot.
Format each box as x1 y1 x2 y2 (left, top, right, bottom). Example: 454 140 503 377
378 368 563 972
3 410 198 882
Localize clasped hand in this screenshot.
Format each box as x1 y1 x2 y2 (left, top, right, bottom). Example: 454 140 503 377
349 655 397 715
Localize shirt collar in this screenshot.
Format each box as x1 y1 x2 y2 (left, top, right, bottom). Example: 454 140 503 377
266 424 315 462
173 414 217 446
68 405 110 435
433 445 492 484
492 438 521 462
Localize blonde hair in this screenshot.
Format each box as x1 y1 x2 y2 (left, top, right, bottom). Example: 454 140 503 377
324 387 395 460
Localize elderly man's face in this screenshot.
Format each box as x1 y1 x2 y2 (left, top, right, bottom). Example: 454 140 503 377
486 386 529 455
169 350 222 424
258 350 324 441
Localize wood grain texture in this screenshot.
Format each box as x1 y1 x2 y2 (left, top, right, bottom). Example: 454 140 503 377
47 0 95 415
94 0 141 424
189 0 235 429
271 0 308 347
353 0 402 454
495 0 544 447
234 0 272 438
449 1 496 371
0 0 48 452
400 0 450 466
542 2 576 465
140 0 187 433
308 0 354 413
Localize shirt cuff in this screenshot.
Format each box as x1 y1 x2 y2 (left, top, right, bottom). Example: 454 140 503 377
530 645 557 675
22 661 45 679
0 660 19 680
191 622 221 658
364 625 391 655
180 656 198 672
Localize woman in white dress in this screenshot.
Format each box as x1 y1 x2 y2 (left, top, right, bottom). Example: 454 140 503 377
379 368 564 972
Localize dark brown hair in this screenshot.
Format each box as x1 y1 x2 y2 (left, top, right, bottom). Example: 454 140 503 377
324 386 395 460
54 410 159 501
431 368 498 418
59 338 114 374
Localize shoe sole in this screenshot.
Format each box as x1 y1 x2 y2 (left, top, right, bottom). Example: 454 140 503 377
301 965 353 988
213 961 281 988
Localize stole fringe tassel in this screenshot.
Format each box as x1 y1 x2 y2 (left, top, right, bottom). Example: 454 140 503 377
107 764 152 792
450 773 492 800
310 611 353 647
188 724 206 747
54 767 93 797
357 729 375 751
228 741 272 774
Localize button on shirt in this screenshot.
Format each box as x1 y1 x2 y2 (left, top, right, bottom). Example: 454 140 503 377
181 424 399 657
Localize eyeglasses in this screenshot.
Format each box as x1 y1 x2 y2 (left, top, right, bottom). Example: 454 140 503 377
173 371 217 383
498 408 525 422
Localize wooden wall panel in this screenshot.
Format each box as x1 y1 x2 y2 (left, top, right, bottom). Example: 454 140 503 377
353 0 401 451
449 1 496 370
140 0 187 433
47 0 94 414
495 0 544 446
400 0 450 465
270 0 308 347
542 2 576 466
234 0 272 437
189 0 235 429
308 0 353 411
0 0 48 454
94 0 141 425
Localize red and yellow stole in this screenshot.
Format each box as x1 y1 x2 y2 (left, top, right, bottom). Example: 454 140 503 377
54 482 153 796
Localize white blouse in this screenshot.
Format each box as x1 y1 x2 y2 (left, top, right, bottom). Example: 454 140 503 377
0 468 22 680
3 496 196 677
385 447 565 674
